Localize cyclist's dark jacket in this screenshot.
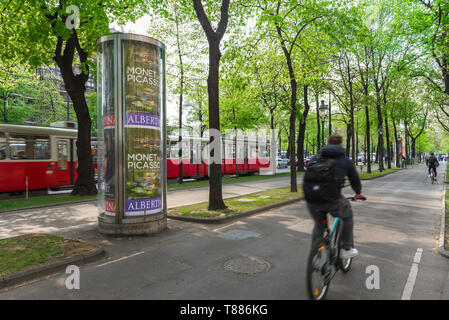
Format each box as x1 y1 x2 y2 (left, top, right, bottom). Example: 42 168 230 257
426 156 439 168
318 145 362 195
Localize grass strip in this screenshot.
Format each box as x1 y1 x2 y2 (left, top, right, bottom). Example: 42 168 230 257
0 233 97 278
0 194 96 212
168 185 303 218
358 168 401 179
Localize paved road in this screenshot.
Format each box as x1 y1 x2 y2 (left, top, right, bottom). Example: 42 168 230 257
1 163 448 299
0 173 303 239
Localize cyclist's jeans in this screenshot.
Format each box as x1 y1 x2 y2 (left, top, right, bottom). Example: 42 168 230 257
429 166 437 177
306 195 354 250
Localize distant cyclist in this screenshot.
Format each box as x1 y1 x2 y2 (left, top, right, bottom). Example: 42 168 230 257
426 152 439 180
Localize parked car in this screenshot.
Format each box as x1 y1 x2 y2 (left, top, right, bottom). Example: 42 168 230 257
304 157 312 167
276 157 289 169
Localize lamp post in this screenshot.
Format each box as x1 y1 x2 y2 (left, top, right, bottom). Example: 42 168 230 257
319 100 329 147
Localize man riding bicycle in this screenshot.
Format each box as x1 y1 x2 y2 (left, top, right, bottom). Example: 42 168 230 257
426 152 439 180
305 135 366 260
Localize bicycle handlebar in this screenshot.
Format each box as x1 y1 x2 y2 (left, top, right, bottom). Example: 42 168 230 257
347 196 367 201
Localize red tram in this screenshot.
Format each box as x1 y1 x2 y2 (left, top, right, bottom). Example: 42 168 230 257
166 135 271 179
0 122 271 193
0 122 78 193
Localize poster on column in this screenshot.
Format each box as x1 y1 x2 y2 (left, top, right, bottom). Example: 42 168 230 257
122 40 162 217
98 40 116 216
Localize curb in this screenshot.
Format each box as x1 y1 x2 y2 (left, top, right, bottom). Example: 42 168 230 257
0 199 96 215
168 197 304 224
439 166 449 259
0 245 104 290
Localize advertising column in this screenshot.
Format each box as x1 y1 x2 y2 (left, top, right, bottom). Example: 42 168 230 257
97 33 167 235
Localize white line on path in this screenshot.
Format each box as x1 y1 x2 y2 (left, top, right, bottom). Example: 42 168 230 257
213 221 240 232
401 248 423 300
96 251 145 268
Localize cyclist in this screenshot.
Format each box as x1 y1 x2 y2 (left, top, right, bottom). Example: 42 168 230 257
426 152 439 180
306 135 366 259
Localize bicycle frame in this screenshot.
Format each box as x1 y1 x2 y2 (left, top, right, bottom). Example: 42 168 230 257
323 217 343 274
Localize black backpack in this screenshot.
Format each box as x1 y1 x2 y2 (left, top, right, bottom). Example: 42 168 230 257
428 157 437 166
303 155 340 203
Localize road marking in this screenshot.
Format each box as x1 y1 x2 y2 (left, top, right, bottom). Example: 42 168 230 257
96 251 145 268
213 221 239 232
401 248 423 300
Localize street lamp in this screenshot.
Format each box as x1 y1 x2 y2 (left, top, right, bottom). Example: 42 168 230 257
319 100 328 147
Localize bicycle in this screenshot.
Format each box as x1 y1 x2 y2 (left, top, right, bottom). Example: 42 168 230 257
430 167 435 184
306 196 367 300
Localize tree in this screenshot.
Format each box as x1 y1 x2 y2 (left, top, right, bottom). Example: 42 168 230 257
192 0 231 210
148 1 208 184
0 64 39 123
253 0 334 191
0 0 143 195
31 71 67 125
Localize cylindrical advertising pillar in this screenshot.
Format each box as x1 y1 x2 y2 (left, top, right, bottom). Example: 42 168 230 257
96 33 167 235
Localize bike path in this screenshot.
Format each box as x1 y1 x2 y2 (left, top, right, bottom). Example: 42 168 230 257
1 164 447 299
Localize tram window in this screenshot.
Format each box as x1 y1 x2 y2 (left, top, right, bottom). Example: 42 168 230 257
166 143 171 158
9 135 50 160
34 137 50 159
0 133 6 160
57 140 68 170
9 136 28 159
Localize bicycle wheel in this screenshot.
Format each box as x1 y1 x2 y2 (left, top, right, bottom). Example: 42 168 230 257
306 237 331 300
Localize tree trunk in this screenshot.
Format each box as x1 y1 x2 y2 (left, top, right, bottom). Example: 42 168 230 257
392 115 400 168
54 33 96 196
351 110 355 163
316 94 321 151
411 138 416 160
384 114 391 169
376 101 384 171
207 43 226 210
193 0 229 210
68 87 96 195
297 85 310 172
176 16 184 184
288 79 297 192
365 104 371 173
405 120 410 164
346 122 351 157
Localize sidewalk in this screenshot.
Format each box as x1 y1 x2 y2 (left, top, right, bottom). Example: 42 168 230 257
0 174 304 239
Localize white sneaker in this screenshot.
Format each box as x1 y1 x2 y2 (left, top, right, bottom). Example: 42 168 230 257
340 248 358 259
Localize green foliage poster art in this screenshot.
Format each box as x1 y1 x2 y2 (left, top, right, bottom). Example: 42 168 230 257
123 39 163 216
